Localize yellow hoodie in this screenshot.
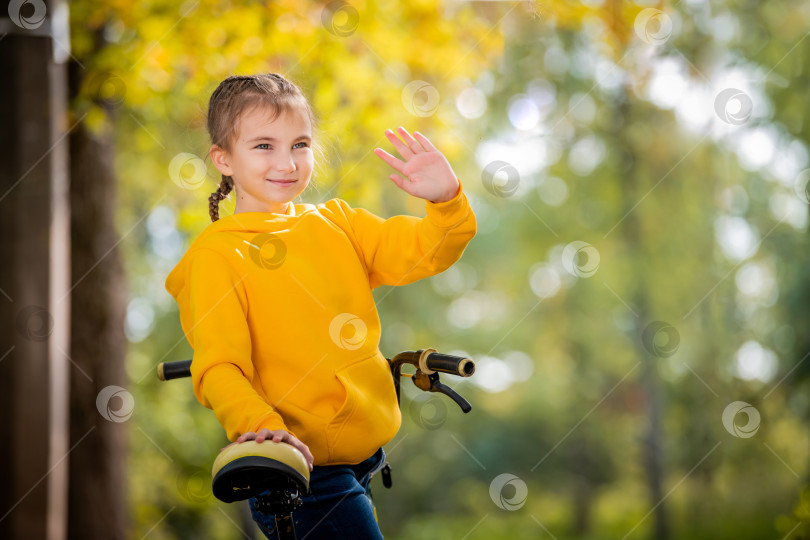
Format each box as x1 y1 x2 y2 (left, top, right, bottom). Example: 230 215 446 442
165 180 476 465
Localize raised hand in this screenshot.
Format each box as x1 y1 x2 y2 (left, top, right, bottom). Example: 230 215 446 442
373 127 461 203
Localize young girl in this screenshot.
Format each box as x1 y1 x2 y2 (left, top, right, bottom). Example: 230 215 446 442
165 73 477 539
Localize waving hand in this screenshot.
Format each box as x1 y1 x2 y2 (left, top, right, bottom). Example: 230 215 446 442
373 127 461 204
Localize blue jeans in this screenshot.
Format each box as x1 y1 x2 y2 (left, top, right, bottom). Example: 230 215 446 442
249 447 386 540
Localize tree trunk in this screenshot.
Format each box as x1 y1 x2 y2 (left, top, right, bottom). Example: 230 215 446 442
614 87 669 540
65 57 129 539
0 19 71 540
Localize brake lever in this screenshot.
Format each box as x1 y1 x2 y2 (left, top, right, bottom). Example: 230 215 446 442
412 371 472 413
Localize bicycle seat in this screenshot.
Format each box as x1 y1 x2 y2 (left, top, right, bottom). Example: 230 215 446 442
211 440 311 503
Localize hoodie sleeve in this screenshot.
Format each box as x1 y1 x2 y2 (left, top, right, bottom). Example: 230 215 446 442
321 178 477 289
185 248 294 441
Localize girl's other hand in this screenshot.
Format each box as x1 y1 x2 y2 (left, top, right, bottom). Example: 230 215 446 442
221 428 314 471
373 127 461 204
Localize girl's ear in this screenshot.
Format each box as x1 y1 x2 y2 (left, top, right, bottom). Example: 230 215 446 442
210 144 234 177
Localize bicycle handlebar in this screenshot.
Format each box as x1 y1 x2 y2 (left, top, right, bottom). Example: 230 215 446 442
157 359 191 381
157 348 475 412
387 349 474 413
387 349 474 377
157 349 474 381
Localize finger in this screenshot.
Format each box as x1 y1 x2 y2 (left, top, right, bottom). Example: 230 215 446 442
384 129 415 160
374 148 407 175
285 436 314 463
396 127 421 152
296 443 315 469
413 131 437 152
389 173 408 191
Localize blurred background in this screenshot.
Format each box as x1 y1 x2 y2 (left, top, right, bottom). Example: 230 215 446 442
2 0 810 538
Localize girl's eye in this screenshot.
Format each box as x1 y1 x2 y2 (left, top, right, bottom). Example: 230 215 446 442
255 142 308 150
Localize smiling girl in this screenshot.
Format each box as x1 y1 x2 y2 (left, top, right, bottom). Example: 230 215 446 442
166 73 476 539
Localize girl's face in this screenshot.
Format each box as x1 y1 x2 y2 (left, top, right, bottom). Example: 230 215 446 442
211 104 314 214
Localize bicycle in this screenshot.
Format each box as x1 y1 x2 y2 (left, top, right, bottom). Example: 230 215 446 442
157 348 475 540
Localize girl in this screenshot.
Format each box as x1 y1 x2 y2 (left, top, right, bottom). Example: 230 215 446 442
165 73 476 539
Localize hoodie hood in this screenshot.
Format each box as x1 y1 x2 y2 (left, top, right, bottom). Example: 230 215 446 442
165 201 309 305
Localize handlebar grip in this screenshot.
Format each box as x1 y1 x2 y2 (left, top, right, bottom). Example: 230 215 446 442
158 359 192 381
426 353 475 377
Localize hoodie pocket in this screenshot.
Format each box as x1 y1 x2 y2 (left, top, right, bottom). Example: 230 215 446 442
325 351 401 463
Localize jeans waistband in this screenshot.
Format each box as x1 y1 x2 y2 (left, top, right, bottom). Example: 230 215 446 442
366 447 386 477
313 447 385 475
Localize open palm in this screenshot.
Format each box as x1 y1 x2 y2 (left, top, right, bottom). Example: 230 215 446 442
373 127 461 203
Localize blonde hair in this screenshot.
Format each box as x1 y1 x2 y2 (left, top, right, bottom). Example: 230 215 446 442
206 73 324 221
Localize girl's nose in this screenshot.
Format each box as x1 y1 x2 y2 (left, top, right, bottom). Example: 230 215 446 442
275 152 296 172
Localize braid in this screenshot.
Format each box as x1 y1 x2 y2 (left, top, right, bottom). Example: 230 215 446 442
209 175 234 222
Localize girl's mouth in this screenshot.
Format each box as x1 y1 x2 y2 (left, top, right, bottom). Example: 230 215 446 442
267 179 296 185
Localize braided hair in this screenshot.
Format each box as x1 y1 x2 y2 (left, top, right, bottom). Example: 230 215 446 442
208 176 233 222
205 73 324 221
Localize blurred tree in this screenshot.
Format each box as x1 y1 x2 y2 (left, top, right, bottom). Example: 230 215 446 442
0 1 71 538
66 20 130 540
